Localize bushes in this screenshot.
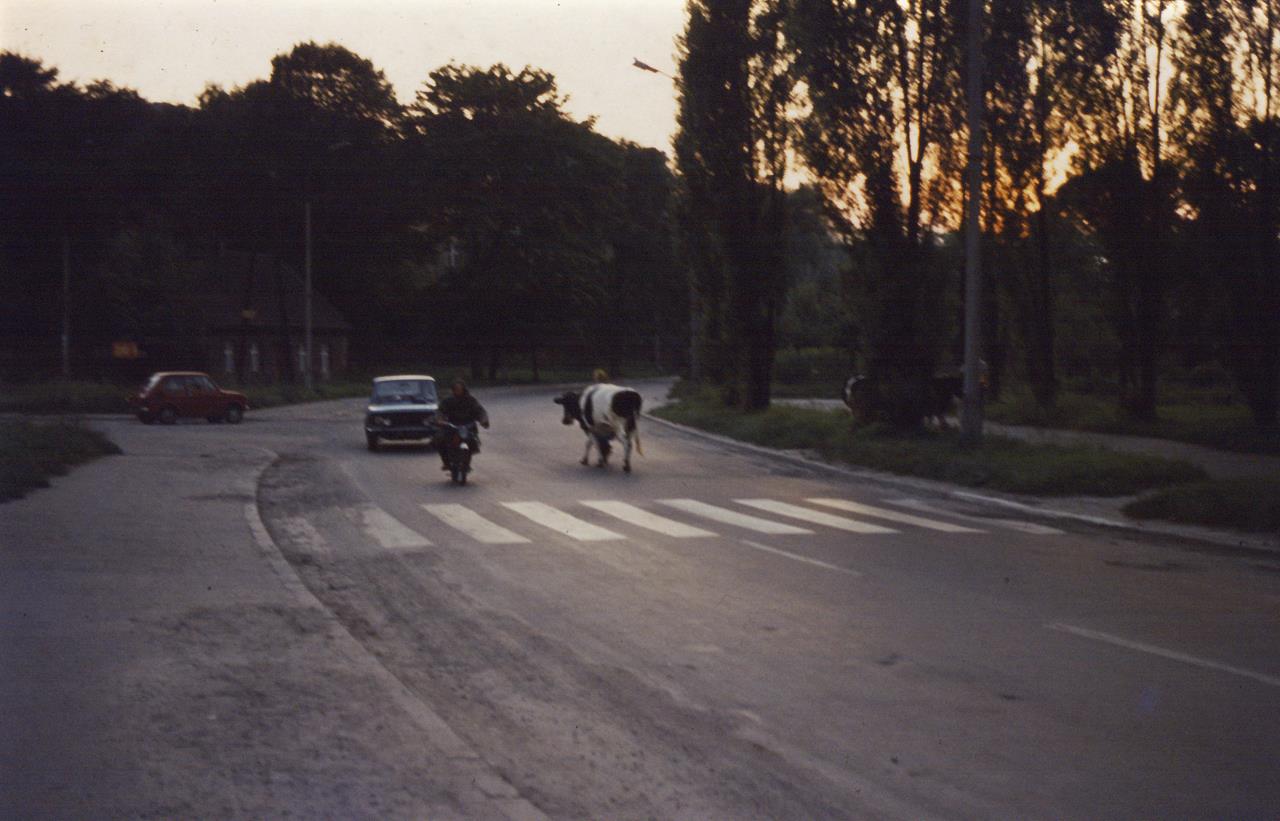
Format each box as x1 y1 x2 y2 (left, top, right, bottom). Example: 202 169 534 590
0 381 132 414
770 347 852 398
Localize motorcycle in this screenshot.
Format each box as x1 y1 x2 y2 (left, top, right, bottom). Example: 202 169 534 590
437 421 479 485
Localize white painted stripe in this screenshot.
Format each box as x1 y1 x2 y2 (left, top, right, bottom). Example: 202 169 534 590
807 498 981 533
358 504 432 549
886 498 1064 535
735 499 897 534
421 504 530 544
657 499 812 535
740 540 862 577
1048 623 1280 689
502 502 625 541
276 516 330 555
580 501 717 538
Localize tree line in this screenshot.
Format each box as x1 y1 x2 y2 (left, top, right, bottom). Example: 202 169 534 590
675 0 1279 427
0 44 688 382
3 0 1278 428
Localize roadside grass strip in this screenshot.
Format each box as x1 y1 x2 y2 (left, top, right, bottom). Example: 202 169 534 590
658 499 813 535
807 498 981 533
0 418 121 502
580 501 718 538
1122 477 1280 534
422 503 530 544
652 399 1206 497
734 499 896 534
502 502 625 541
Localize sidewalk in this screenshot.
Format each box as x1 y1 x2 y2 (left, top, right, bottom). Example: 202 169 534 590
0 422 545 820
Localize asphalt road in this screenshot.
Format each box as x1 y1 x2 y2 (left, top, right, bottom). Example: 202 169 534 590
6 380 1280 818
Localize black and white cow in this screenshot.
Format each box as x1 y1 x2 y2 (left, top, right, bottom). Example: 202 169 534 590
554 383 644 472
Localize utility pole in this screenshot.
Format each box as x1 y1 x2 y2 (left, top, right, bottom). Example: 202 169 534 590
61 233 71 378
961 0 985 441
304 199 313 391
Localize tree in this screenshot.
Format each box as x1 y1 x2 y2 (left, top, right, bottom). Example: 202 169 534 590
789 0 964 426
675 0 792 410
407 63 621 377
1172 0 1280 426
979 0 1121 409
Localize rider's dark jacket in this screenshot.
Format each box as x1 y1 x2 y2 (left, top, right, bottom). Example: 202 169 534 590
438 392 488 427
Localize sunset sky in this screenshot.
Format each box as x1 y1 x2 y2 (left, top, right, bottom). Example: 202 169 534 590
1 0 686 151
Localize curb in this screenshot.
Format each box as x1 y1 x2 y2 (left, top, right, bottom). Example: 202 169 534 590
242 449 550 821
641 410 1280 557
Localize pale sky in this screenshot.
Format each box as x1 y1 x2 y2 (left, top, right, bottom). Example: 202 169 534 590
1 0 686 151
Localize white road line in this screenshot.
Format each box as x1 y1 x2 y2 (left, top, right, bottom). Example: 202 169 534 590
503 502 625 541
886 497 1065 535
735 499 897 534
658 499 813 535
1048 623 1280 689
807 498 982 533
421 504 530 545
357 504 432 549
276 516 330 555
580 501 717 538
740 540 862 577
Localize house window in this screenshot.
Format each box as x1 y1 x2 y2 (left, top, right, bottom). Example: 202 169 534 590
320 344 331 379
223 341 235 374
249 342 260 373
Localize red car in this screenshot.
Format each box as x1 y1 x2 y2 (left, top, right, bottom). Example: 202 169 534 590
130 371 249 425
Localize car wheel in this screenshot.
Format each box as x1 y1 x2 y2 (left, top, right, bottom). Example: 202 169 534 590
137 412 155 425
224 404 244 424
207 415 221 424
366 433 379 451
158 406 178 425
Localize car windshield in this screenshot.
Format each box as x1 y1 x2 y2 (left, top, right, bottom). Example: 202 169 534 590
372 380 436 404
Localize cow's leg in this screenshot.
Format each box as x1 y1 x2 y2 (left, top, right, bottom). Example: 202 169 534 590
622 432 632 473
580 434 593 466
596 435 609 468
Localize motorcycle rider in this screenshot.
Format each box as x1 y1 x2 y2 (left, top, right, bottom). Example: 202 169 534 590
436 378 490 471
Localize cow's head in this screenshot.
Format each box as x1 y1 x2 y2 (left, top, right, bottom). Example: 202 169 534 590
553 391 582 426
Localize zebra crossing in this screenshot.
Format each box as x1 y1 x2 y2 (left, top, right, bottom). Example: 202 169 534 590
328 495 1064 551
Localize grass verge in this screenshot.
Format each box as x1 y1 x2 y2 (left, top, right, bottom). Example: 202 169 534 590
653 396 1206 497
986 389 1280 455
1123 478 1280 534
0 418 121 502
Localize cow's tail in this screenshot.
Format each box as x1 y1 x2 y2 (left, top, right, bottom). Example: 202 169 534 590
630 418 643 457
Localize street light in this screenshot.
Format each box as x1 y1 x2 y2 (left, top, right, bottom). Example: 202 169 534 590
630 57 700 380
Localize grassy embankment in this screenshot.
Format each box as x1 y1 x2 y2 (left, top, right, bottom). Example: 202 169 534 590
654 388 1206 498
759 351 1279 532
986 387 1280 455
985 388 1280 533
0 418 121 502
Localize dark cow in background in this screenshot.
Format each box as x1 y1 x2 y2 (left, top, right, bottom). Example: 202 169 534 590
843 371 970 428
554 383 644 472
